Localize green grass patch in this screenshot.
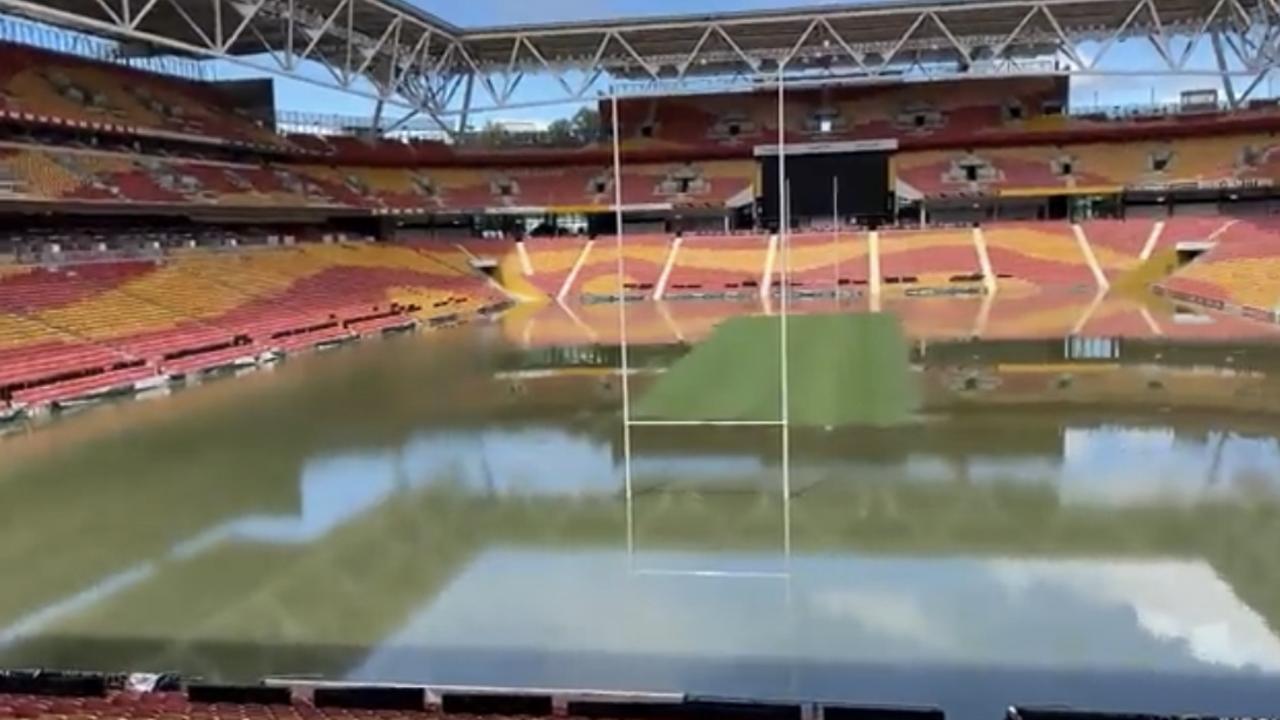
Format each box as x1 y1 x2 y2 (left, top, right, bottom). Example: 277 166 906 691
634 313 918 427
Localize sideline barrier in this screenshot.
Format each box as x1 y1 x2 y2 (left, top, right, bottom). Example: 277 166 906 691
0 671 106 697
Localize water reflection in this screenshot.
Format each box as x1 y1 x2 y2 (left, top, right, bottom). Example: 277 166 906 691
1 309 1280 718
351 550 1280 676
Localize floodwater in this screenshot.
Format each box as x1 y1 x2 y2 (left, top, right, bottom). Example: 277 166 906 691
3 296 1280 719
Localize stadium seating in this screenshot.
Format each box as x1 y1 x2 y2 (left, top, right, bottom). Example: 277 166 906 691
1161 222 1280 311
624 161 755 208
878 228 984 289
617 76 1065 147
519 237 591 297
0 242 506 406
982 223 1097 291
894 133 1280 198
783 232 871 293
1162 215 1238 244
570 235 671 300
0 42 284 148
1080 219 1156 279
666 235 768 299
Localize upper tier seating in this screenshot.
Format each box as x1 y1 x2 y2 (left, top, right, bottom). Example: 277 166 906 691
0 43 284 148
894 134 1280 198
9 128 1273 210
617 76 1066 148
1 145 355 207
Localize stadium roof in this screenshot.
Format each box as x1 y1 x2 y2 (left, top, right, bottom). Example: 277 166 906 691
0 0 1237 64
0 0 1273 120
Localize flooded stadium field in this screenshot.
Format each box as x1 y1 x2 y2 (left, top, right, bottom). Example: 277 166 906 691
3 298 1280 719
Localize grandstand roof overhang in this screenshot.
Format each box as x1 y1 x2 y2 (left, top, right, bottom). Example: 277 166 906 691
1 0 1279 131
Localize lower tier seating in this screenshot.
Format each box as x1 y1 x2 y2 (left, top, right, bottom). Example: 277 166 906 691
0 242 505 406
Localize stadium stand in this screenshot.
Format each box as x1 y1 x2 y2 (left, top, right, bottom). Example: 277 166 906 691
894 133 1280 198
5 34 1280 418
878 228 985 290
568 235 671 301
666 235 769 299
1079 219 1156 279
1161 218 1280 312
518 237 590 298
616 76 1067 148
0 242 505 409
1162 215 1239 244
0 42 284 149
783 232 871 293
982 223 1097 291
895 145 1115 197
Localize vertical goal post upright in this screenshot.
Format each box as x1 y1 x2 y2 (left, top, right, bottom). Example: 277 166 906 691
609 74 795 577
